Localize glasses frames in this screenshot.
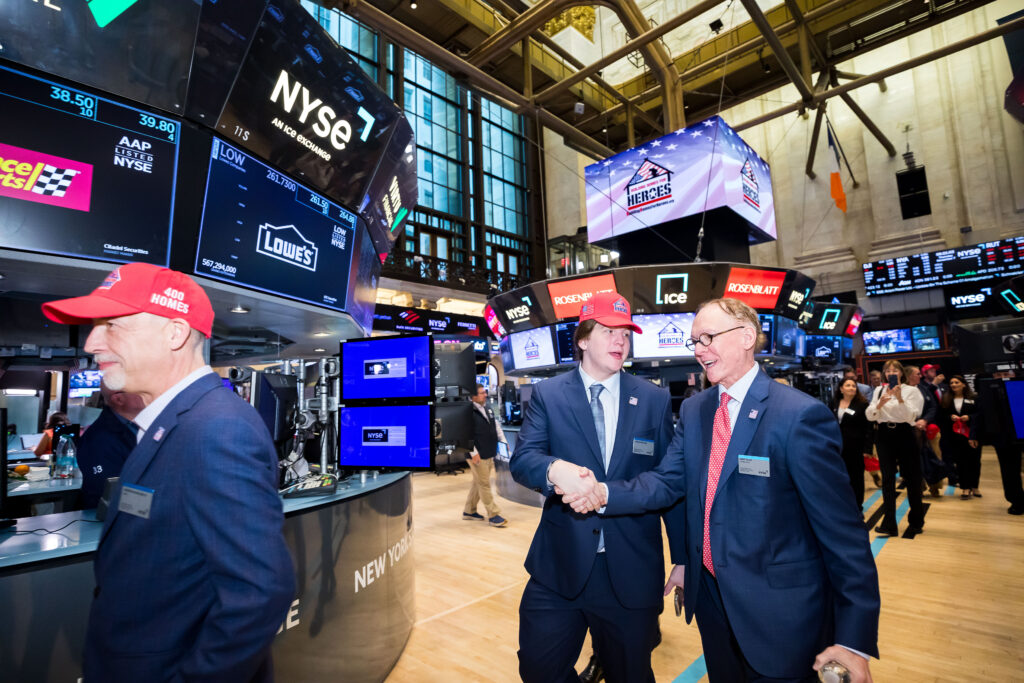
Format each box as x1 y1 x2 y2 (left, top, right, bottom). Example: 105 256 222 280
684 325 745 351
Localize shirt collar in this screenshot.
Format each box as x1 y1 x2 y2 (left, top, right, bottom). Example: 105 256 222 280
718 362 760 403
579 366 620 400
134 365 215 441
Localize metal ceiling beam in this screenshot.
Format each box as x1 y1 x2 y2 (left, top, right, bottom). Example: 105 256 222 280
738 0 813 102
466 0 602 66
340 0 613 159
735 14 1024 131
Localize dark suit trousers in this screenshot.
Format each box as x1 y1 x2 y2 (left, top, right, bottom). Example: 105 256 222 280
840 444 865 506
518 554 659 683
995 442 1024 507
695 569 817 683
946 433 981 490
876 423 925 532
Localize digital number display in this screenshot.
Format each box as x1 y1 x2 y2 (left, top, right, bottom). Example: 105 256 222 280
0 64 179 265
194 139 356 312
863 237 1024 296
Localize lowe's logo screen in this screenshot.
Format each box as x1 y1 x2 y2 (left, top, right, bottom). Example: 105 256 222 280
584 116 776 244
195 140 356 311
340 335 432 400
339 405 431 468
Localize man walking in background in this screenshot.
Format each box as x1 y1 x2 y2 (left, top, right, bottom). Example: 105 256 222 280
464 382 508 527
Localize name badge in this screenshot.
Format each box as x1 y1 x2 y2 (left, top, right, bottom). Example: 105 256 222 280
844 408 856 416
118 483 155 519
738 455 770 477
632 437 655 456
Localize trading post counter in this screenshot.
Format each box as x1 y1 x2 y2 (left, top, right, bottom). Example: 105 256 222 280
0 471 414 683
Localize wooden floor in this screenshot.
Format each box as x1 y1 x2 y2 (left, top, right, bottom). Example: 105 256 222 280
386 449 1024 682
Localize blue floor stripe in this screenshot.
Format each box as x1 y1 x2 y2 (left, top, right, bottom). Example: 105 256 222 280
671 489 909 681
946 485 956 496
671 654 707 683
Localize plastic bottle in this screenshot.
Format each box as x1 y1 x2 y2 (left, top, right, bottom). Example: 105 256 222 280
55 434 77 479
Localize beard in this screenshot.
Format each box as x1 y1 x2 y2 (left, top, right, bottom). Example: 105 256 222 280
96 358 126 391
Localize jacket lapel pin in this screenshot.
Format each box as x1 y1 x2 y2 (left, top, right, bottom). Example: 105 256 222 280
629 396 638 405
153 427 165 441
748 409 758 419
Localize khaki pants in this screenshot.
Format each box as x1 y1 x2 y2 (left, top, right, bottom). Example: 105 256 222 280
464 457 501 518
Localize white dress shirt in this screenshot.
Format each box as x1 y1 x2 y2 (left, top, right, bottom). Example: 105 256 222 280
719 363 760 430
579 366 620 470
133 366 215 443
865 384 923 424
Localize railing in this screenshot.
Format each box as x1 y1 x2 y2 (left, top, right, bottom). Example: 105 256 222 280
382 252 529 295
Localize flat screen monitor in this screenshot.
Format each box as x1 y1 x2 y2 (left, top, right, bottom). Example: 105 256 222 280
434 342 477 394
338 404 432 469
194 138 357 312
1 408 9 522
631 313 696 359
775 316 799 356
756 314 775 356
796 329 807 358
863 329 912 355
805 335 842 362
863 237 1024 296
554 321 579 364
69 370 103 399
339 334 433 401
434 401 474 450
254 373 297 444
911 325 941 352
499 337 515 372
509 327 557 370
1006 380 1024 440
0 64 180 265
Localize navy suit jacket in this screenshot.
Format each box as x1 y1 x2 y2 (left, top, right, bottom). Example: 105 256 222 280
510 368 676 609
605 371 880 677
77 406 136 509
84 373 295 683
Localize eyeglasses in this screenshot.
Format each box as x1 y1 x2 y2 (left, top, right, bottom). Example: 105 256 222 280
684 326 744 351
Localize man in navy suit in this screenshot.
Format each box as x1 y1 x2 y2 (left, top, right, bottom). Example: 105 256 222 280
43 263 294 682
568 298 879 682
510 291 676 683
77 381 144 509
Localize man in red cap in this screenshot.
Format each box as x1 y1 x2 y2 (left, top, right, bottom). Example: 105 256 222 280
510 290 676 683
43 262 294 683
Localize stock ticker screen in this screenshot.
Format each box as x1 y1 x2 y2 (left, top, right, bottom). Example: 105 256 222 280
0 64 179 265
194 138 355 311
863 237 1024 296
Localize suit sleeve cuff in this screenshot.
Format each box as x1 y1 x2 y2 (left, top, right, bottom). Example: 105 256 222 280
839 644 871 660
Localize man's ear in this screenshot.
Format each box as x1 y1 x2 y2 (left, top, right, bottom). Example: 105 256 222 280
167 318 192 351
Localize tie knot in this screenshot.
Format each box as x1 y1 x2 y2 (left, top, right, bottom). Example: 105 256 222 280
719 392 731 409
590 383 604 402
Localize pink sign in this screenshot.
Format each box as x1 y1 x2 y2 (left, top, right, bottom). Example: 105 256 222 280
0 141 93 212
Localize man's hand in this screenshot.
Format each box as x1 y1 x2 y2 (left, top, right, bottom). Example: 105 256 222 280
549 460 604 512
813 645 873 683
471 452 481 464
914 418 927 431
663 564 685 596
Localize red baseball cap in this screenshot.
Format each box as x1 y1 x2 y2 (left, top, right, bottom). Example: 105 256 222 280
579 291 642 334
921 364 940 373
42 263 214 338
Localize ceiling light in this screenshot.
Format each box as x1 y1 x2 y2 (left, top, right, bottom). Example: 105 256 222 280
313 332 330 337
410 0 417 8
229 305 250 314
314 348 326 353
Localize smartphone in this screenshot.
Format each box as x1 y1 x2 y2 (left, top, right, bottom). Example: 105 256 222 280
887 375 898 389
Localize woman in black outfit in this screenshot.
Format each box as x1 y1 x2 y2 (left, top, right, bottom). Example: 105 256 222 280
939 375 982 500
833 377 875 507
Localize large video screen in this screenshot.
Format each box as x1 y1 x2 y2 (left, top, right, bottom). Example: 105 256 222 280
584 116 776 244
69 370 103 399
863 328 913 355
554 321 579 364
1007 381 1024 440
194 139 356 311
0 64 179 265
338 404 432 469
775 315 799 356
0 0 201 114
340 334 432 401
632 313 696 359
911 325 941 352
756 314 775 356
805 335 842 362
509 327 557 369
863 237 1024 296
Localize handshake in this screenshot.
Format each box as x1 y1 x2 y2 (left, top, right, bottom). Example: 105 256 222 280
549 460 608 513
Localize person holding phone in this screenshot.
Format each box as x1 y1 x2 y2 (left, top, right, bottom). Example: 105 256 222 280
866 360 925 536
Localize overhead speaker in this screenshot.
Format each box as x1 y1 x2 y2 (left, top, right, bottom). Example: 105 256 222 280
896 167 931 219
573 101 585 115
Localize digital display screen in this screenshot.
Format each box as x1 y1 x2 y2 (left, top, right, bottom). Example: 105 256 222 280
357 117 417 256
216 0 403 212
756 314 775 356
194 138 356 311
555 321 578 364
68 370 103 399
1006 381 1024 440
546 274 618 320
499 336 515 372
0 64 179 265
338 404 432 469
345 221 381 335
775 316 799 356
723 267 787 309
845 312 863 336
491 283 553 332
339 335 432 401
631 313 696 359
585 116 776 244
863 237 1024 296
911 325 941 352
805 335 842 362
944 282 1004 319
509 327 557 369
0 0 200 114
863 329 913 355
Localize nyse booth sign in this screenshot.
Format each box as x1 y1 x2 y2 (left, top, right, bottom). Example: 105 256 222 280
546 273 618 319
723 267 787 309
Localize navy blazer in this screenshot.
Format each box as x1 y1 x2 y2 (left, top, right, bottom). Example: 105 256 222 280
510 368 676 609
84 373 295 683
605 371 879 678
77 406 137 509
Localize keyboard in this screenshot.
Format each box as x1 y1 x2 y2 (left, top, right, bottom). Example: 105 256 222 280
282 474 338 498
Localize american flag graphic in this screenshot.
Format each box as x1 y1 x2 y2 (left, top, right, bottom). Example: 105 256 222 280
630 159 670 183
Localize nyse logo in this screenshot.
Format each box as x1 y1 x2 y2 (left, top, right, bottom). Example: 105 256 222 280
655 273 689 306
257 224 318 272
951 288 991 308
504 296 534 323
363 428 389 443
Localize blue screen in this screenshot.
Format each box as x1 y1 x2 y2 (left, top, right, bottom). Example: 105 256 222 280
338 404 432 468
805 335 841 361
775 316 799 356
863 328 913 354
1006 381 1024 440
911 325 940 351
340 335 432 400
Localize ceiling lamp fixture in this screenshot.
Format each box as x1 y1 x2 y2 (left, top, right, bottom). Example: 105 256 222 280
410 0 417 8
229 305 250 314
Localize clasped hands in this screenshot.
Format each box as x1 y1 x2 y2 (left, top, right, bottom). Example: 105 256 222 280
549 460 606 513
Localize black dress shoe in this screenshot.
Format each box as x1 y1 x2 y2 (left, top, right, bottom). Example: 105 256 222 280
579 653 604 683
874 526 897 536
906 526 924 534
1009 504 1024 516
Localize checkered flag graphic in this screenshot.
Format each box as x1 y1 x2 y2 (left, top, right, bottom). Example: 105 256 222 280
31 165 80 197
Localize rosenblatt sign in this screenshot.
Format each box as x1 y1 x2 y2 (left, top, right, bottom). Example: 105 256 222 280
723 267 786 309
546 273 618 319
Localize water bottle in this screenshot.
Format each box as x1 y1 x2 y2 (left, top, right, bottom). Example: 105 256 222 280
55 434 76 479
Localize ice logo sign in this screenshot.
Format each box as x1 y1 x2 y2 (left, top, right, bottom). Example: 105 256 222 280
256 223 319 272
